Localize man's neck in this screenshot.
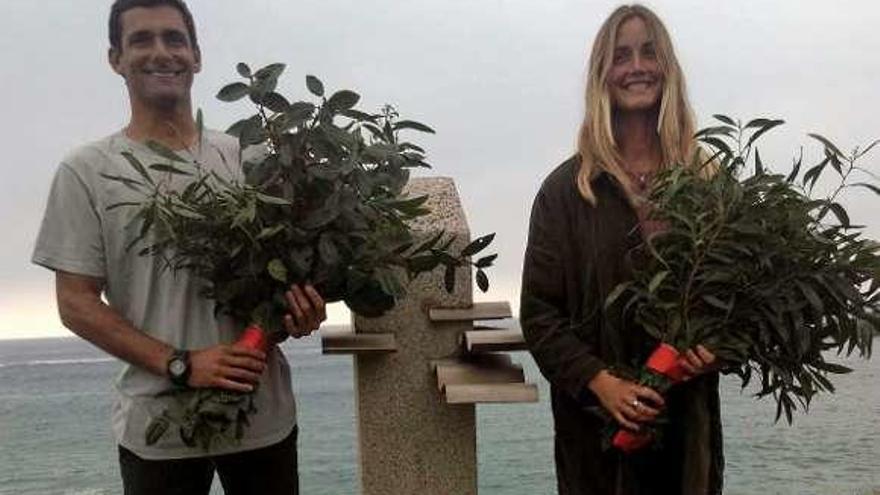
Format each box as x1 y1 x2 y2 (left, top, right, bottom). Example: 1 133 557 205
614 109 661 173
125 97 198 150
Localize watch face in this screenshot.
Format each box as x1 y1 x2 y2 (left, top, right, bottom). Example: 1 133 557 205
169 358 187 376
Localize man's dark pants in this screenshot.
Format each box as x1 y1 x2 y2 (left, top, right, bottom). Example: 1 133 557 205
119 426 298 495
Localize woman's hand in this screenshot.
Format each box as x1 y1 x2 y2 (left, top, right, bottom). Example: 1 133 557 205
283 284 327 338
587 369 665 431
678 344 719 379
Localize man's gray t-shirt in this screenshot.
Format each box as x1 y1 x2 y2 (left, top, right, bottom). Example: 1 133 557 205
32 130 296 460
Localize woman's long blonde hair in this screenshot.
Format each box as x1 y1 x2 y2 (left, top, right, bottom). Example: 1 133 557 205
576 4 697 204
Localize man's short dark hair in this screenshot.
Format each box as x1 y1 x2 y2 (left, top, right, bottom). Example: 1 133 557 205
109 0 199 52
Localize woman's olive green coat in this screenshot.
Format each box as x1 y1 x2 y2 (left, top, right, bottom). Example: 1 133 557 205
520 157 724 495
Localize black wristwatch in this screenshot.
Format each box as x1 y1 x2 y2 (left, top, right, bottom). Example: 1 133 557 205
166 349 191 387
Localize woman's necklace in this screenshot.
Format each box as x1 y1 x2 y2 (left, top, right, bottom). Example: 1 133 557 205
623 168 655 195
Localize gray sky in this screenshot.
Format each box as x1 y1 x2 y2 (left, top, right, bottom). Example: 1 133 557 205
2 0 878 339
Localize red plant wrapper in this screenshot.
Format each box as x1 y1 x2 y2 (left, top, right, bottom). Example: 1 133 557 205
236 324 269 354
612 428 654 453
611 343 688 453
645 343 689 383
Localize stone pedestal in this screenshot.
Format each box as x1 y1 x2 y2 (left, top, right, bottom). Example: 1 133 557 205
353 177 476 495
321 177 537 494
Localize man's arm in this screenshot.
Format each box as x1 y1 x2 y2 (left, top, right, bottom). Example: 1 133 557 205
56 270 266 392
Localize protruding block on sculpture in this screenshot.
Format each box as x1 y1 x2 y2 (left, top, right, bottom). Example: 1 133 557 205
428 301 512 322
444 383 539 404
461 329 527 353
321 331 397 354
433 354 525 391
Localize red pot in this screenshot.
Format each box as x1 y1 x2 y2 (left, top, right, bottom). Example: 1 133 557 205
236 324 269 354
612 343 688 453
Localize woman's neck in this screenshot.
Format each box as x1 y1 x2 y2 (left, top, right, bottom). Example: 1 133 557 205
614 109 661 174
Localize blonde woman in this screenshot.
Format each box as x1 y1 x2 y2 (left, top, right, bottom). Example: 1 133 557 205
520 5 723 494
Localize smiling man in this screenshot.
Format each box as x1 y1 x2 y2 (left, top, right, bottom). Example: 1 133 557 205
31 1 323 493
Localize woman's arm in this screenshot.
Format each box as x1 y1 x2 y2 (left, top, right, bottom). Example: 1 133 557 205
520 187 607 400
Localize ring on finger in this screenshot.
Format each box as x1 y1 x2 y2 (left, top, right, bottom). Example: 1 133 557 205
631 399 641 409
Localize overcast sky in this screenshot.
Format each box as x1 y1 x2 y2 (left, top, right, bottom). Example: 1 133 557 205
1 0 878 339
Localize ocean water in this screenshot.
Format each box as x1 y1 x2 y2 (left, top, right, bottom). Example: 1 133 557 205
0 330 877 495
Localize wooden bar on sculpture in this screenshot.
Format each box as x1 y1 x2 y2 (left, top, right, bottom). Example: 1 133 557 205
434 355 525 391
443 383 539 404
321 332 397 354
428 301 512 322
462 329 527 353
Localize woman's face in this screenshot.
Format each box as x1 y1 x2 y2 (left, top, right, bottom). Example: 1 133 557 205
607 16 663 113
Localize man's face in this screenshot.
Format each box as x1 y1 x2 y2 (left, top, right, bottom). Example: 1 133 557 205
109 6 200 109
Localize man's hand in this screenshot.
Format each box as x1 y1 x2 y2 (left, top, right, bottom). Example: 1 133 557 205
678 344 719 379
283 284 327 338
187 344 267 393
587 369 665 431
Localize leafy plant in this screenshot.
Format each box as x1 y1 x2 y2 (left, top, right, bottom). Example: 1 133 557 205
607 116 879 429
104 62 497 450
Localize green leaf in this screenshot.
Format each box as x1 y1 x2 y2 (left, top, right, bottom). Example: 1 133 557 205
754 148 763 175
267 259 288 283
145 414 170 446
327 90 360 111
236 62 252 78
694 125 735 139
306 75 324 97
648 270 670 294
393 120 436 134
745 119 784 149
461 233 495 257
145 141 187 163
802 157 829 190
255 192 290 205
853 182 880 196
149 163 193 176
444 264 456 293
807 133 844 159
412 231 444 254
475 254 498 268
476 269 489 292
257 224 285 240
713 114 736 126
217 82 250 102
786 149 803 183
744 117 780 129
254 63 286 81
299 205 339 229
318 234 340 266
702 294 732 311
258 92 290 113
100 172 145 191
341 109 375 121
814 361 853 374
120 151 155 185
604 281 633 309
408 254 440 273
795 280 824 315
286 102 315 121
698 136 734 160
106 201 142 211
827 202 850 228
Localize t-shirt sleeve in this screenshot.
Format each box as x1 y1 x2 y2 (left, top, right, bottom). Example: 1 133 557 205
31 162 106 278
